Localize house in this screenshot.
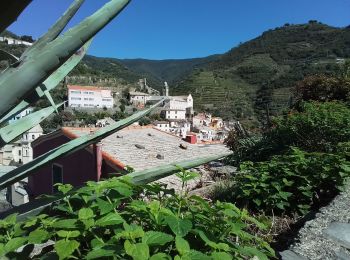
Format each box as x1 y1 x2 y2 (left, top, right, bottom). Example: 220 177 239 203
0 36 33 46
211 117 224 129
128 92 151 108
28 126 229 198
0 125 43 165
153 121 170 132
192 113 212 128
67 85 114 109
96 117 116 128
154 121 191 139
0 166 29 207
129 81 194 120
161 95 193 120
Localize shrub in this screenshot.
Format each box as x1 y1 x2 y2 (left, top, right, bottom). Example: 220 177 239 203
270 102 350 153
294 75 350 103
226 102 350 166
0 175 274 259
215 148 350 216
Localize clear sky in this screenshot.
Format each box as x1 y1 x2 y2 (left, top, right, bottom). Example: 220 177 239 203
8 0 350 60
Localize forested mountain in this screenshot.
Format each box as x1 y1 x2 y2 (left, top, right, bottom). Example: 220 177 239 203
119 55 220 84
172 22 350 126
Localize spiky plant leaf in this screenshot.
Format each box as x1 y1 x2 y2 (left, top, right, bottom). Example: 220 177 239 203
22 0 85 58
0 39 92 124
0 103 64 147
0 0 131 117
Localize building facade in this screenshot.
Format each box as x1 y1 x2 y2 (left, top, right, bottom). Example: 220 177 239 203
129 92 151 108
0 37 33 46
67 85 114 108
0 125 43 165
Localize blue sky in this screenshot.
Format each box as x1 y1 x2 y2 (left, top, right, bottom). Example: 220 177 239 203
9 0 350 60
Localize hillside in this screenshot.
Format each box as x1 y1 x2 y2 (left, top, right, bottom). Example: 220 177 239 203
69 55 159 88
172 22 350 126
119 55 220 84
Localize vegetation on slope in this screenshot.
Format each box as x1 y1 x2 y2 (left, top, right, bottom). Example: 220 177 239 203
173 22 350 124
119 55 220 85
214 68 350 217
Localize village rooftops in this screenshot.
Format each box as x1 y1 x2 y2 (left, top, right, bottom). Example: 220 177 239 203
41 126 229 171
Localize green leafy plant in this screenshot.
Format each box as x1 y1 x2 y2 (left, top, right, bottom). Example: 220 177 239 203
0 176 274 259
215 148 350 215
225 101 350 166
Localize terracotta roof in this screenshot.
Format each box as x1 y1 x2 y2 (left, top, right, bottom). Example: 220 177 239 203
67 85 108 92
61 127 126 171
63 126 229 171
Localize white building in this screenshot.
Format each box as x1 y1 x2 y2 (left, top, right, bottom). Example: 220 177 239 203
154 121 191 139
12 125 44 165
162 95 193 120
68 85 114 109
0 36 33 46
0 125 43 165
129 92 150 108
153 121 170 132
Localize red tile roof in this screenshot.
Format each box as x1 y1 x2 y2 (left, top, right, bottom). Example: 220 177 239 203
67 85 107 92
61 127 126 171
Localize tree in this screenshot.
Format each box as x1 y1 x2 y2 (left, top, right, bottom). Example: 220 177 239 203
119 103 125 112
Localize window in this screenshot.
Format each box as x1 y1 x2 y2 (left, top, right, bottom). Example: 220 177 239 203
71 90 81 94
52 164 63 193
71 97 81 100
32 134 35 140
18 150 21 156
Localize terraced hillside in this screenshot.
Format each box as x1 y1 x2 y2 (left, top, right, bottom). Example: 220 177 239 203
173 22 350 125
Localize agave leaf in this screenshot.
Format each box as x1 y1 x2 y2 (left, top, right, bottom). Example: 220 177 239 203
0 103 64 147
0 0 32 34
128 153 231 185
22 0 85 58
0 99 163 190
0 39 92 124
0 152 229 221
0 49 19 64
0 0 131 117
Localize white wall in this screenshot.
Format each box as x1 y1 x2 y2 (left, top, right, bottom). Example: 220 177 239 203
165 110 186 120
68 89 114 108
130 95 150 106
155 123 170 132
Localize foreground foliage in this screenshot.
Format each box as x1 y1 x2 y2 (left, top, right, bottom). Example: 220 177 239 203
225 101 350 166
0 175 274 259
215 147 350 215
